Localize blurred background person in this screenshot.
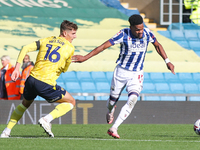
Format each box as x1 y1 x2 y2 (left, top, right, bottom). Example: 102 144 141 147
20 54 34 98
0 55 21 100
183 0 199 24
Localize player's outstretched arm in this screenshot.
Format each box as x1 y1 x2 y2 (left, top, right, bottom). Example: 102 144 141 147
11 62 21 81
153 40 175 75
72 40 112 63
166 62 175 75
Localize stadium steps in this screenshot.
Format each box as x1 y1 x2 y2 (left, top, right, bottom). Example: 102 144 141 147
120 2 167 31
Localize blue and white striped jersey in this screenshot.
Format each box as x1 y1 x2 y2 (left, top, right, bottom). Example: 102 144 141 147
109 27 156 71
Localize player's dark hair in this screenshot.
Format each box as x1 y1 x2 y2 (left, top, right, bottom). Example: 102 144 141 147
60 20 78 33
128 14 143 26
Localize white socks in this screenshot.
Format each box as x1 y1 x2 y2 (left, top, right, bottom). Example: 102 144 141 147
112 103 131 129
43 114 54 123
2 128 11 135
112 94 138 129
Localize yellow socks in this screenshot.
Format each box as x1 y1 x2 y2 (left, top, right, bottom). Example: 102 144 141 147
6 102 73 130
49 102 74 120
7 104 27 130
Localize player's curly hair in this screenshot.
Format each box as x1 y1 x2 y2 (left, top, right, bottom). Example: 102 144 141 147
128 14 143 26
60 20 78 33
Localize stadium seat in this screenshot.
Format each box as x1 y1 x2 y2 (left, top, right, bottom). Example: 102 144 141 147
73 96 86 100
85 96 94 100
91 71 107 82
194 51 200 57
157 30 171 39
144 96 160 101
188 41 200 51
105 72 113 83
81 81 97 93
160 96 175 101
57 82 66 89
189 96 200 101
184 30 199 41
184 83 199 93
118 96 128 101
192 73 200 82
96 82 110 93
176 40 190 49
164 72 181 83
121 87 127 93
143 72 152 83
142 83 156 93
35 95 41 101
174 96 186 101
76 71 93 82
149 72 165 83
35 96 45 101
197 83 200 92
155 83 171 93
62 71 77 82
170 30 186 41
178 73 194 83
196 30 200 39
169 83 184 93
56 75 63 82
97 96 109 100
65 81 82 93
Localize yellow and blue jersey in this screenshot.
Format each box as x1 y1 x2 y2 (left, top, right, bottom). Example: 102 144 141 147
17 36 74 86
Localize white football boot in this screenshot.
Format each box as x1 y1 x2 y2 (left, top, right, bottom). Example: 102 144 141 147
0 128 10 138
38 117 54 138
107 127 120 139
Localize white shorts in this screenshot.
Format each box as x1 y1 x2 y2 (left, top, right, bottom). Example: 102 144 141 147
110 65 143 98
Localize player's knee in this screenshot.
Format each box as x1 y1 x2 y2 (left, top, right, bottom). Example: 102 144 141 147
71 97 76 106
127 94 137 109
57 93 76 106
67 96 76 106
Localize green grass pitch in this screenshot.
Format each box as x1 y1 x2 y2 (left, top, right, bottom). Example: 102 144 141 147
0 124 199 150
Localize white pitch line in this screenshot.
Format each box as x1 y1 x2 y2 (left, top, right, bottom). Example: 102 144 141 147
10 137 200 143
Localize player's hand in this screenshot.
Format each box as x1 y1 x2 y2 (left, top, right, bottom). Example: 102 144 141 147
11 69 20 81
72 55 86 63
167 62 175 75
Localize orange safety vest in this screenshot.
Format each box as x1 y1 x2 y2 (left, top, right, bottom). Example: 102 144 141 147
1 63 21 100
19 63 34 94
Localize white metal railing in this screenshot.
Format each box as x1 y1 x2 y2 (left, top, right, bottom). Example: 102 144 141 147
160 0 198 25
70 93 200 101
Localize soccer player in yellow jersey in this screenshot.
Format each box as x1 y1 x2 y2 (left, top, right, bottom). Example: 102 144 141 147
0 20 78 138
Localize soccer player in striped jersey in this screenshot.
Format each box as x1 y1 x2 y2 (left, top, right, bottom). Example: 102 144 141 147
72 14 175 139
0 20 78 138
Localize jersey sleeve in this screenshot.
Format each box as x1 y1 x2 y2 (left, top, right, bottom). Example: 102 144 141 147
145 28 157 43
109 30 124 45
17 41 38 64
